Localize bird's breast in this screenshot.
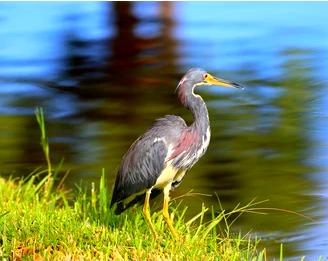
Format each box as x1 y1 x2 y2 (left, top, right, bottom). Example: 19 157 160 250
170 126 211 170
196 126 211 159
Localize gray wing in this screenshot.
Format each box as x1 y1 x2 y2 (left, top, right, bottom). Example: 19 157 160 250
110 115 186 213
111 135 167 207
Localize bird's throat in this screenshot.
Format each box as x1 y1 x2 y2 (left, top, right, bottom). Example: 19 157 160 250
188 93 210 135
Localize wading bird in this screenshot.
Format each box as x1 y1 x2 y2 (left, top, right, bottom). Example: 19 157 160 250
110 68 243 238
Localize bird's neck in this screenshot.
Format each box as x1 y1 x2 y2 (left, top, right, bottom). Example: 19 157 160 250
179 85 210 134
189 94 210 134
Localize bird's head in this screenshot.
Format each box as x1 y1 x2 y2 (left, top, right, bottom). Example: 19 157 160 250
181 68 244 90
176 68 244 105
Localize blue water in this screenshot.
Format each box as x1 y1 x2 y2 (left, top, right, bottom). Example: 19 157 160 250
0 2 328 259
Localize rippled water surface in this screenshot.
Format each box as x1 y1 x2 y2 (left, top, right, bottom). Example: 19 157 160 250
0 2 328 259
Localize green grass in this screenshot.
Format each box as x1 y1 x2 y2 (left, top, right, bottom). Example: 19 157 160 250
0 172 265 260
0 108 287 260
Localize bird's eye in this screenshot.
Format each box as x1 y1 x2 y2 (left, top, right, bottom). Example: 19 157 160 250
204 74 208 79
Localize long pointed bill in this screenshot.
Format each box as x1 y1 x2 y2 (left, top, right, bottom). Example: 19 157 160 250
205 73 244 90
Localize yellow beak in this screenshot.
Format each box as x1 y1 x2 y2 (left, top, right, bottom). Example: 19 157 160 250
205 73 244 89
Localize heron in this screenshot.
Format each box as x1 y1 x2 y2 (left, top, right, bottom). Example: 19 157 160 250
110 68 243 238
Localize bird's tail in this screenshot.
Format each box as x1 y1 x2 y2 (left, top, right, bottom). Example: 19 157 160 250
112 194 145 215
113 202 126 215
111 189 162 215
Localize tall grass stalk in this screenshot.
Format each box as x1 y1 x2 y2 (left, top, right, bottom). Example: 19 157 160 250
35 107 53 198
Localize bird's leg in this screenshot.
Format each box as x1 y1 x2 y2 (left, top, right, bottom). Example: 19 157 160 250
143 189 157 238
163 183 178 239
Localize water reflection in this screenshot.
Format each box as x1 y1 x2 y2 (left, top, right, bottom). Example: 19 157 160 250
0 2 327 259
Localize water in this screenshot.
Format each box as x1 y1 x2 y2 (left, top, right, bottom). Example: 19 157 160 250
0 2 328 259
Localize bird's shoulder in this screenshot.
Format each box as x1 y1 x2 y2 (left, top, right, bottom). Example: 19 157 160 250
153 115 187 128
123 115 186 162
149 115 187 140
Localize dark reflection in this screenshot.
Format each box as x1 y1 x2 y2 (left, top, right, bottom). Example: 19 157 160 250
109 2 142 77
0 2 327 259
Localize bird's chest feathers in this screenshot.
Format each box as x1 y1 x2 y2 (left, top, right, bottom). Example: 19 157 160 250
169 127 211 169
196 127 211 158
154 127 211 188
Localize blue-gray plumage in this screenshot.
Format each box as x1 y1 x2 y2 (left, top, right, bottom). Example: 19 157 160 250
110 68 243 237
111 115 186 214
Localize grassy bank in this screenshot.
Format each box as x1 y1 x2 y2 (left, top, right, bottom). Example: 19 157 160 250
0 108 268 260
0 173 266 260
